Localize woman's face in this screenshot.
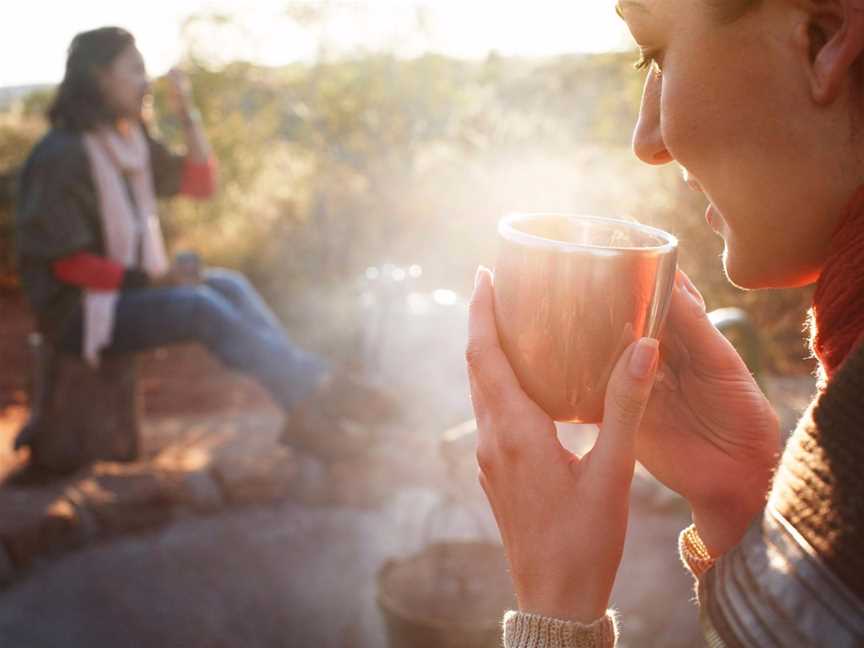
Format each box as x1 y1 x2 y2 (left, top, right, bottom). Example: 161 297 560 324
620 0 862 289
98 45 150 123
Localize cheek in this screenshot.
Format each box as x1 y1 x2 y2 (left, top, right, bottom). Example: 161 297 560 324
103 78 131 106
119 81 145 109
659 72 746 168
122 78 139 97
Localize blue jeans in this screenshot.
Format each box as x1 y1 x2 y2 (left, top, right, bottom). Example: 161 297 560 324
58 268 329 412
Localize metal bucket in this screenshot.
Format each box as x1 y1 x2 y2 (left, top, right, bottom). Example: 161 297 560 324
377 540 516 648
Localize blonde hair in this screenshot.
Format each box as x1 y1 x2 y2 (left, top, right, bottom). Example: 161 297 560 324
615 1 760 23
703 0 762 23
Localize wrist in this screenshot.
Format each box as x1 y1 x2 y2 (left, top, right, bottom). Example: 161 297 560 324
691 486 767 557
517 583 610 625
179 105 201 126
690 439 777 558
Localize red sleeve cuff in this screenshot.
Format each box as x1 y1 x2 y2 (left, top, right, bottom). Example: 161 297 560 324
180 156 217 199
53 252 125 291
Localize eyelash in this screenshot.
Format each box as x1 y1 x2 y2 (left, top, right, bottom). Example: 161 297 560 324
634 50 663 75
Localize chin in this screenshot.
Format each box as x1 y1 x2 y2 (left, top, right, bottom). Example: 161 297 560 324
721 255 759 290
722 246 819 290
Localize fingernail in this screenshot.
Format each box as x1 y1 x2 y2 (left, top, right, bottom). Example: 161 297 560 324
675 283 702 315
678 274 706 312
474 265 488 288
685 286 706 312
629 338 659 379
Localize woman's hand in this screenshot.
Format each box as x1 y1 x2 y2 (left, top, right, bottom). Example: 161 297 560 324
638 272 782 556
165 67 194 116
151 252 203 288
163 66 212 164
467 267 659 623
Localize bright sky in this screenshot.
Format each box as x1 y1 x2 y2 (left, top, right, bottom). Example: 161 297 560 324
0 1 632 86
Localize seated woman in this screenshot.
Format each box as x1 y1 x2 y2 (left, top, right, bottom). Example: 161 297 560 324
16 26 386 460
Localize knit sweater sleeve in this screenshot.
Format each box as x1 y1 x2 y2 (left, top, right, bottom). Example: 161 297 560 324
502 610 619 647
179 156 217 199
52 252 151 291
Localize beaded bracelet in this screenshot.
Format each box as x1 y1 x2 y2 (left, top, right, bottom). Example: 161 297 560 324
678 523 716 577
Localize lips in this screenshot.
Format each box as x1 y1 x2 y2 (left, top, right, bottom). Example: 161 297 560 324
705 203 721 232
687 178 704 193
683 171 721 232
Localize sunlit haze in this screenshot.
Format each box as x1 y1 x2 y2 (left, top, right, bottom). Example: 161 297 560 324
1 0 631 86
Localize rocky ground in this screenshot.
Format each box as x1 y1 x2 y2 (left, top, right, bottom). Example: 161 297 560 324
0 410 702 648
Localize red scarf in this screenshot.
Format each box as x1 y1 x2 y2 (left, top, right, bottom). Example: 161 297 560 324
810 186 864 385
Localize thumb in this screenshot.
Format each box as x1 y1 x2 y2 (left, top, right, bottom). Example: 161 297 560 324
664 274 743 374
591 337 659 484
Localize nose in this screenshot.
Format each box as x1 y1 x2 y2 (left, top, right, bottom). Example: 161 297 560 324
632 73 673 165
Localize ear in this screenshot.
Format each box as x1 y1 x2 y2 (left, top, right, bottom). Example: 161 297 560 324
803 1 864 104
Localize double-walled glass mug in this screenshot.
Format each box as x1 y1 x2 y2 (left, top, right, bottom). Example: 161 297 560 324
493 213 678 423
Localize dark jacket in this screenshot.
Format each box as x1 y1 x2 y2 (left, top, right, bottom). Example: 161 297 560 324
15 127 185 339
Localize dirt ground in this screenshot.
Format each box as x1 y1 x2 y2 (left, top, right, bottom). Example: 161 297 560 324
0 284 819 648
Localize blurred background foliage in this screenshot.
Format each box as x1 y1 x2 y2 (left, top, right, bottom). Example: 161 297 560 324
0 12 815 376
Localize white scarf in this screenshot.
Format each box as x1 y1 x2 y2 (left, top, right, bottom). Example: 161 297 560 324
81 124 169 366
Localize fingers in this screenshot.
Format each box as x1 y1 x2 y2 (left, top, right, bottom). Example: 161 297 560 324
668 271 709 337
654 271 703 370
677 270 706 310
592 338 659 484
164 68 191 103
468 267 559 473
466 267 524 418
663 271 738 372
655 359 681 391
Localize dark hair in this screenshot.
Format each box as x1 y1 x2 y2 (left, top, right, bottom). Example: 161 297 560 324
47 26 136 131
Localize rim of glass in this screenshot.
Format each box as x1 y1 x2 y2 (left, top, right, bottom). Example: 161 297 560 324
498 213 678 253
